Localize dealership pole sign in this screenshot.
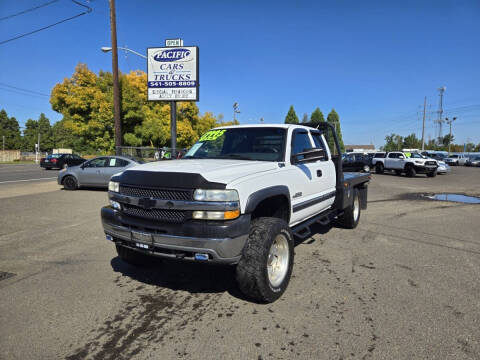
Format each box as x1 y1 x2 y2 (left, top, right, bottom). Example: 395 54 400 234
147 46 198 101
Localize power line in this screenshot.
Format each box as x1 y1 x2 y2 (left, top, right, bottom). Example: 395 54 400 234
0 0 59 21
0 87 48 99
0 82 49 97
0 0 92 46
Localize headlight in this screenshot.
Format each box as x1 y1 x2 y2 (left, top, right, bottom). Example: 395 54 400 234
194 189 239 202
108 181 119 192
192 210 240 220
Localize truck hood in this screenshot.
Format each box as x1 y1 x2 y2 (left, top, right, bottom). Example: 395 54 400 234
124 159 279 185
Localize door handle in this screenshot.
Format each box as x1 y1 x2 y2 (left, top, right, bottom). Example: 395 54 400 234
317 170 322 177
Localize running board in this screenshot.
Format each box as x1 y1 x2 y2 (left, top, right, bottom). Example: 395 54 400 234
291 208 339 239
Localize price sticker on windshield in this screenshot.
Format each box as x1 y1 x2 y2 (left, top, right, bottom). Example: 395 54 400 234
199 129 226 141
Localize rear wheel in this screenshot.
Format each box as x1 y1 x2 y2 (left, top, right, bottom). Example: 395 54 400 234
337 188 361 229
45 167 52 170
115 244 154 267
406 165 416 177
375 163 384 174
235 218 294 303
63 175 77 190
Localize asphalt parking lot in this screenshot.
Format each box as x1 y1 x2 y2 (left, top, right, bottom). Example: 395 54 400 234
0 164 479 360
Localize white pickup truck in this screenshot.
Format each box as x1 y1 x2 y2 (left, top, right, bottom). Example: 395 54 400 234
101 123 370 303
372 151 438 177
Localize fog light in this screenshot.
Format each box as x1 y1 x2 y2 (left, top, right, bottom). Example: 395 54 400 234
109 200 122 210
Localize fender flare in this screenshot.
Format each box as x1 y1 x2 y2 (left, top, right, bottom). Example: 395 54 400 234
244 185 291 220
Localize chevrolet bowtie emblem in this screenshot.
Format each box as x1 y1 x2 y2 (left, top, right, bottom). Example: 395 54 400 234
139 197 156 210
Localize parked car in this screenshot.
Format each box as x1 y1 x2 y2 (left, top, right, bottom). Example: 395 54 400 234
465 156 480 167
58 156 144 190
444 154 468 166
40 153 86 169
372 151 438 177
435 160 451 174
342 153 370 172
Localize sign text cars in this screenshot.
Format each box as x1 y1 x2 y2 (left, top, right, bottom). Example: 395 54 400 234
147 46 198 101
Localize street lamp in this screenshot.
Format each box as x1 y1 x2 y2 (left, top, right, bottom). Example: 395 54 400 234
101 46 147 59
233 102 240 122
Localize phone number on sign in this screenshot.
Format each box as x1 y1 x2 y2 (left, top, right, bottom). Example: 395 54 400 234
148 81 196 88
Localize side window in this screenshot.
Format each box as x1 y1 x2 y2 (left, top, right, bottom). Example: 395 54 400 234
310 131 328 161
291 131 312 158
86 158 107 168
108 158 129 167
388 153 398 159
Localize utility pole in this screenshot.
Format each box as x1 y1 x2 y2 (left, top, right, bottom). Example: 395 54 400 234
436 86 446 143
422 96 426 151
109 0 122 155
2 135 4 162
170 102 176 158
446 116 456 155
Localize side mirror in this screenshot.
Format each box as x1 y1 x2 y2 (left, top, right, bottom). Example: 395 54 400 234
291 148 327 164
399 155 405 159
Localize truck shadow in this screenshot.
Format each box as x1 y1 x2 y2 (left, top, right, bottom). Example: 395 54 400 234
111 223 337 302
110 256 249 301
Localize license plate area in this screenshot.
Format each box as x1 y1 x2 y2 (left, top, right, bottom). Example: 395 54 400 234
131 230 153 250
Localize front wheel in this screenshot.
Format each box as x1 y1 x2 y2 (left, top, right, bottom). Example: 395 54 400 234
63 175 78 190
235 218 294 303
375 163 384 174
427 169 437 177
406 165 416 177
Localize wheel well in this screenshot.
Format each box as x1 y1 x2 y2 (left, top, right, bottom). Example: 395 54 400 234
251 195 290 223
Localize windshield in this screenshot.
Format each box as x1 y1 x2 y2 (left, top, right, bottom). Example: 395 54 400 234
450 155 458 158
184 127 286 161
406 153 424 159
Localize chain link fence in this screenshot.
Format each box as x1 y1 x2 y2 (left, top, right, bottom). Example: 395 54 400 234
116 146 188 162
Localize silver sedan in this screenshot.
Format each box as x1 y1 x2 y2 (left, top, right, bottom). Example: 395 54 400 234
58 156 143 190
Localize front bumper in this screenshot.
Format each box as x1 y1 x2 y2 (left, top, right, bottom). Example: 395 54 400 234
101 206 250 264
413 165 438 173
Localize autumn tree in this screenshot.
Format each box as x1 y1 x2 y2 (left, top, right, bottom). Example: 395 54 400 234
50 63 226 153
284 105 299 124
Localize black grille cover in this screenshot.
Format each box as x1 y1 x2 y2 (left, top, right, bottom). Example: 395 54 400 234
119 185 192 201
123 204 186 223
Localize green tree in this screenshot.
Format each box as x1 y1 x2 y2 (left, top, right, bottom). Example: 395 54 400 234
326 109 344 154
403 133 421 149
284 105 299 124
0 109 22 149
310 107 325 124
381 133 404 152
22 113 53 151
301 113 308 123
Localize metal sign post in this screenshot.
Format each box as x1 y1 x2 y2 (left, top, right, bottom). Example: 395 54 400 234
147 40 199 158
